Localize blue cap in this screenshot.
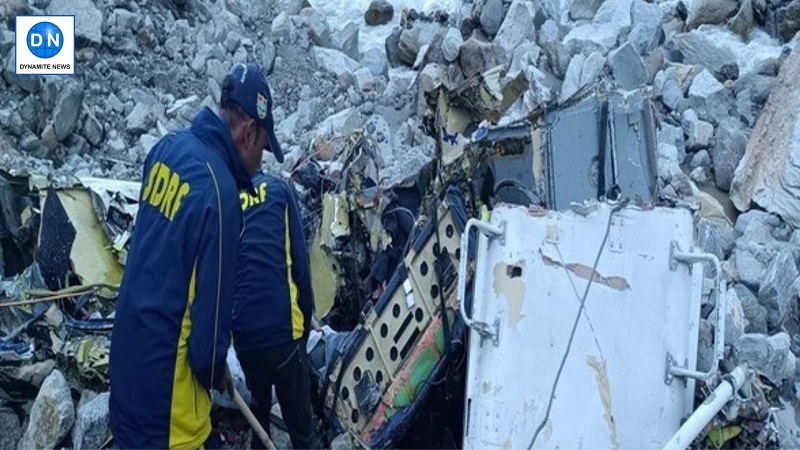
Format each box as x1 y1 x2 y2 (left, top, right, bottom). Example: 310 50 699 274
220 63 284 163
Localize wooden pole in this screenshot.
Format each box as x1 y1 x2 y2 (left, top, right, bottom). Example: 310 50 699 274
231 386 277 450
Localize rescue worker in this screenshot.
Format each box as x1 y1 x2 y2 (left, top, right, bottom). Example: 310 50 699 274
109 62 284 449
233 168 316 449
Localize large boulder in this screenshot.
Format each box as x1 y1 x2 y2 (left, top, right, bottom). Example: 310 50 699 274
72 392 110 450
365 0 394 26
47 0 103 45
494 0 537 59
730 41 800 227
685 0 739 29
17 370 75 450
710 118 748 191
563 0 634 55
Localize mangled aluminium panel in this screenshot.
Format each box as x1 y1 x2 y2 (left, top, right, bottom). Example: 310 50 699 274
463 203 701 449
542 92 657 209
325 195 467 446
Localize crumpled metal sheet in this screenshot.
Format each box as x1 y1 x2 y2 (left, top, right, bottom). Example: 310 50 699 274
77 177 140 267
38 187 124 288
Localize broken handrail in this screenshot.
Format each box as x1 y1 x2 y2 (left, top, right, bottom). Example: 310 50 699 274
458 218 504 344
662 366 749 450
668 243 725 382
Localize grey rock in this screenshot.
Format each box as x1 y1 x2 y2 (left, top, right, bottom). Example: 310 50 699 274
331 432 355 450
736 73 776 107
734 246 766 290
538 20 571 78
662 78 684 111
0 407 20 450
108 93 125 114
126 103 156 136
696 319 715 371
81 112 103 147
107 8 136 36
271 12 293 35
16 73 41 95
417 63 444 116
17 370 75 450
139 134 160 155
686 0 739 29
365 0 394 26
688 69 730 125
276 0 309 15
164 36 181 58
733 332 793 383
354 67 374 92
781 0 800 42
53 84 84 142
459 36 503 78
398 27 422 66
658 143 683 180
563 0 634 55
690 166 709 184
758 247 798 329
735 209 782 238
670 29 738 76
442 27 463 63
361 48 388 77
730 45 800 225
629 0 665 55
608 43 648 90
696 218 735 262
384 70 417 98
48 0 103 45
683 112 714 151
733 283 768 333
385 26 403 67
480 0 505 35
72 392 109 450
659 121 686 151
494 0 537 59
0 30 13 61
570 0 604 20
303 8 332 46
192 44 215 74
728 0 756 40
314 47 360 77
333 21 360 61
710 118 748 191
560 54 586 102
206 59 229 85
296 98 321 131
715 287 747 344
224 31 242 53
690 149 711 169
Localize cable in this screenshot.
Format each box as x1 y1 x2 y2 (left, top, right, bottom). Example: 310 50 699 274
526 199 628 450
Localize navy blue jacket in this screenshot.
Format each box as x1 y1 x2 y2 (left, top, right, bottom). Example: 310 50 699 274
109 108 253 449
233 171 314 351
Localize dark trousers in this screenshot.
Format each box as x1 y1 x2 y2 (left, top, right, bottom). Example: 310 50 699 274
237 339 316 449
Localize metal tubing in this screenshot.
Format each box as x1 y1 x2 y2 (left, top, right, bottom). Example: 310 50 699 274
663 366 748 450
672 248 725 382
458 218 503 328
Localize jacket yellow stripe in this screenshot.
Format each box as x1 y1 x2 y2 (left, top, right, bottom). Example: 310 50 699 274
286 207 303 339
169 264 211 449
206 162 223 391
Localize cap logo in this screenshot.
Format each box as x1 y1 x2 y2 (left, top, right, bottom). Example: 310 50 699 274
256 93 268 120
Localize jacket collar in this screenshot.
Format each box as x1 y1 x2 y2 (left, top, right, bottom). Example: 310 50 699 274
190 107 255 194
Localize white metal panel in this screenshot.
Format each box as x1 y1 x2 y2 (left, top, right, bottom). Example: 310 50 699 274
463 203 702 450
